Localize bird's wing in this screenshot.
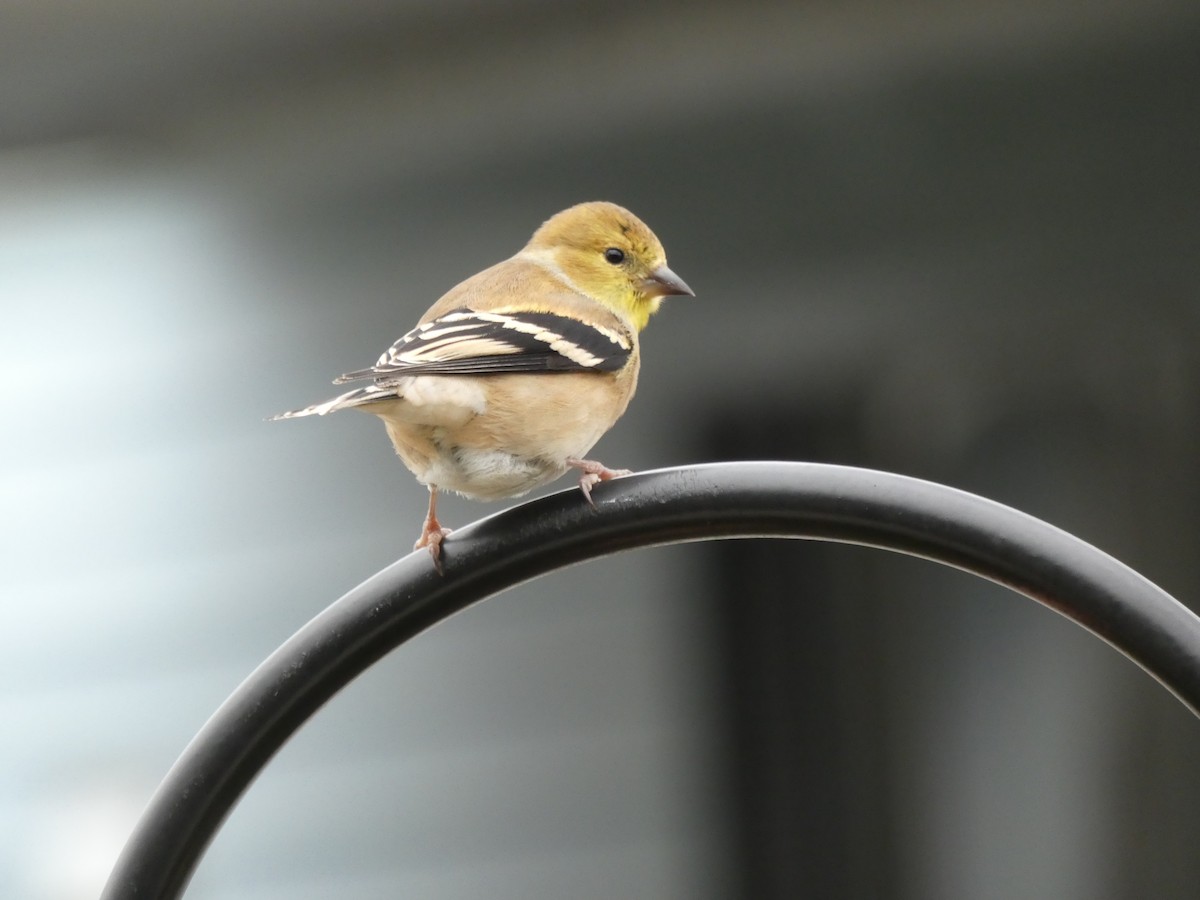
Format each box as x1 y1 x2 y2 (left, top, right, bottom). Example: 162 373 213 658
333 308 633 384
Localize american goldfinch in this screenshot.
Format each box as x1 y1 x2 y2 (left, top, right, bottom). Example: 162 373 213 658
272 201 693 570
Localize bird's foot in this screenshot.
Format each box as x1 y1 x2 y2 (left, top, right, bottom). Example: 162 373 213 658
566 457 632 507
415 518 453 574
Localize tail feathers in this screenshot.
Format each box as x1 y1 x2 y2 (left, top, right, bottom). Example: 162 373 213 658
269 384 398 421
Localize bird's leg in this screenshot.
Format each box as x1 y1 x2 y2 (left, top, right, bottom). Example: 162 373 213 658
414 486 453 573
565 457 633 507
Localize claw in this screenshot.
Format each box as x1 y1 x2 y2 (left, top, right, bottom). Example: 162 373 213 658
566 458 632 507
414 487 452 574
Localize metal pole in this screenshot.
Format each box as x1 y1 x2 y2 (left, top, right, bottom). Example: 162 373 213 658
100 462 1200 900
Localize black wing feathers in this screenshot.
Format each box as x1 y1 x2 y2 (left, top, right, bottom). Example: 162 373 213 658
334 309 632 384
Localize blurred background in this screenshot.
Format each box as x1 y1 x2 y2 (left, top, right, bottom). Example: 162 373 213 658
3 1 1200 898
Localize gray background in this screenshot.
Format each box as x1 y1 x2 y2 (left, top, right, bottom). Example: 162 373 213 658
3 1 1199 898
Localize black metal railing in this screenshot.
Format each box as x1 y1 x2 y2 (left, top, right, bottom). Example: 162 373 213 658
100 462 1200 899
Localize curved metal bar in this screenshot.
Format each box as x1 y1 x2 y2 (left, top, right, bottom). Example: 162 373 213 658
101 462 1200 900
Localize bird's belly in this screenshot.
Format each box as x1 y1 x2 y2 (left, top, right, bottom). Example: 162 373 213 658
380 416 582 501
426 448 565 501
377 371 629 501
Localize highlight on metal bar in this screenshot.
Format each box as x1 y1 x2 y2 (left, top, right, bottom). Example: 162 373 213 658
100 461 1200 900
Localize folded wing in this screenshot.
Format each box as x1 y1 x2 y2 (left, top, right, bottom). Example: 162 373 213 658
333 309 633 384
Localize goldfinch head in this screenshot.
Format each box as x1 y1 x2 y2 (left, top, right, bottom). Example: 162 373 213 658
525 201 693 331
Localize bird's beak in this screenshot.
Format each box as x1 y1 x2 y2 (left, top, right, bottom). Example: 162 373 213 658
644 264 695 298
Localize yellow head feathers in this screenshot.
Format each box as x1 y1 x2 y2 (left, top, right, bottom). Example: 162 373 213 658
523 201 693 331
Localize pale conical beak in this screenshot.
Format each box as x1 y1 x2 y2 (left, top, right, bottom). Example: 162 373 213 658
644 264 695 298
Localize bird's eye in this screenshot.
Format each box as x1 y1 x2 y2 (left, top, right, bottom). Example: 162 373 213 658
604 247 625 265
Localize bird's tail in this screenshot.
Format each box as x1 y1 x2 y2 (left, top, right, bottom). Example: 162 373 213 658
268 384 398 421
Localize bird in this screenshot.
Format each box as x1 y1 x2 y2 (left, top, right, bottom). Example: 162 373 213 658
271 201 693 571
